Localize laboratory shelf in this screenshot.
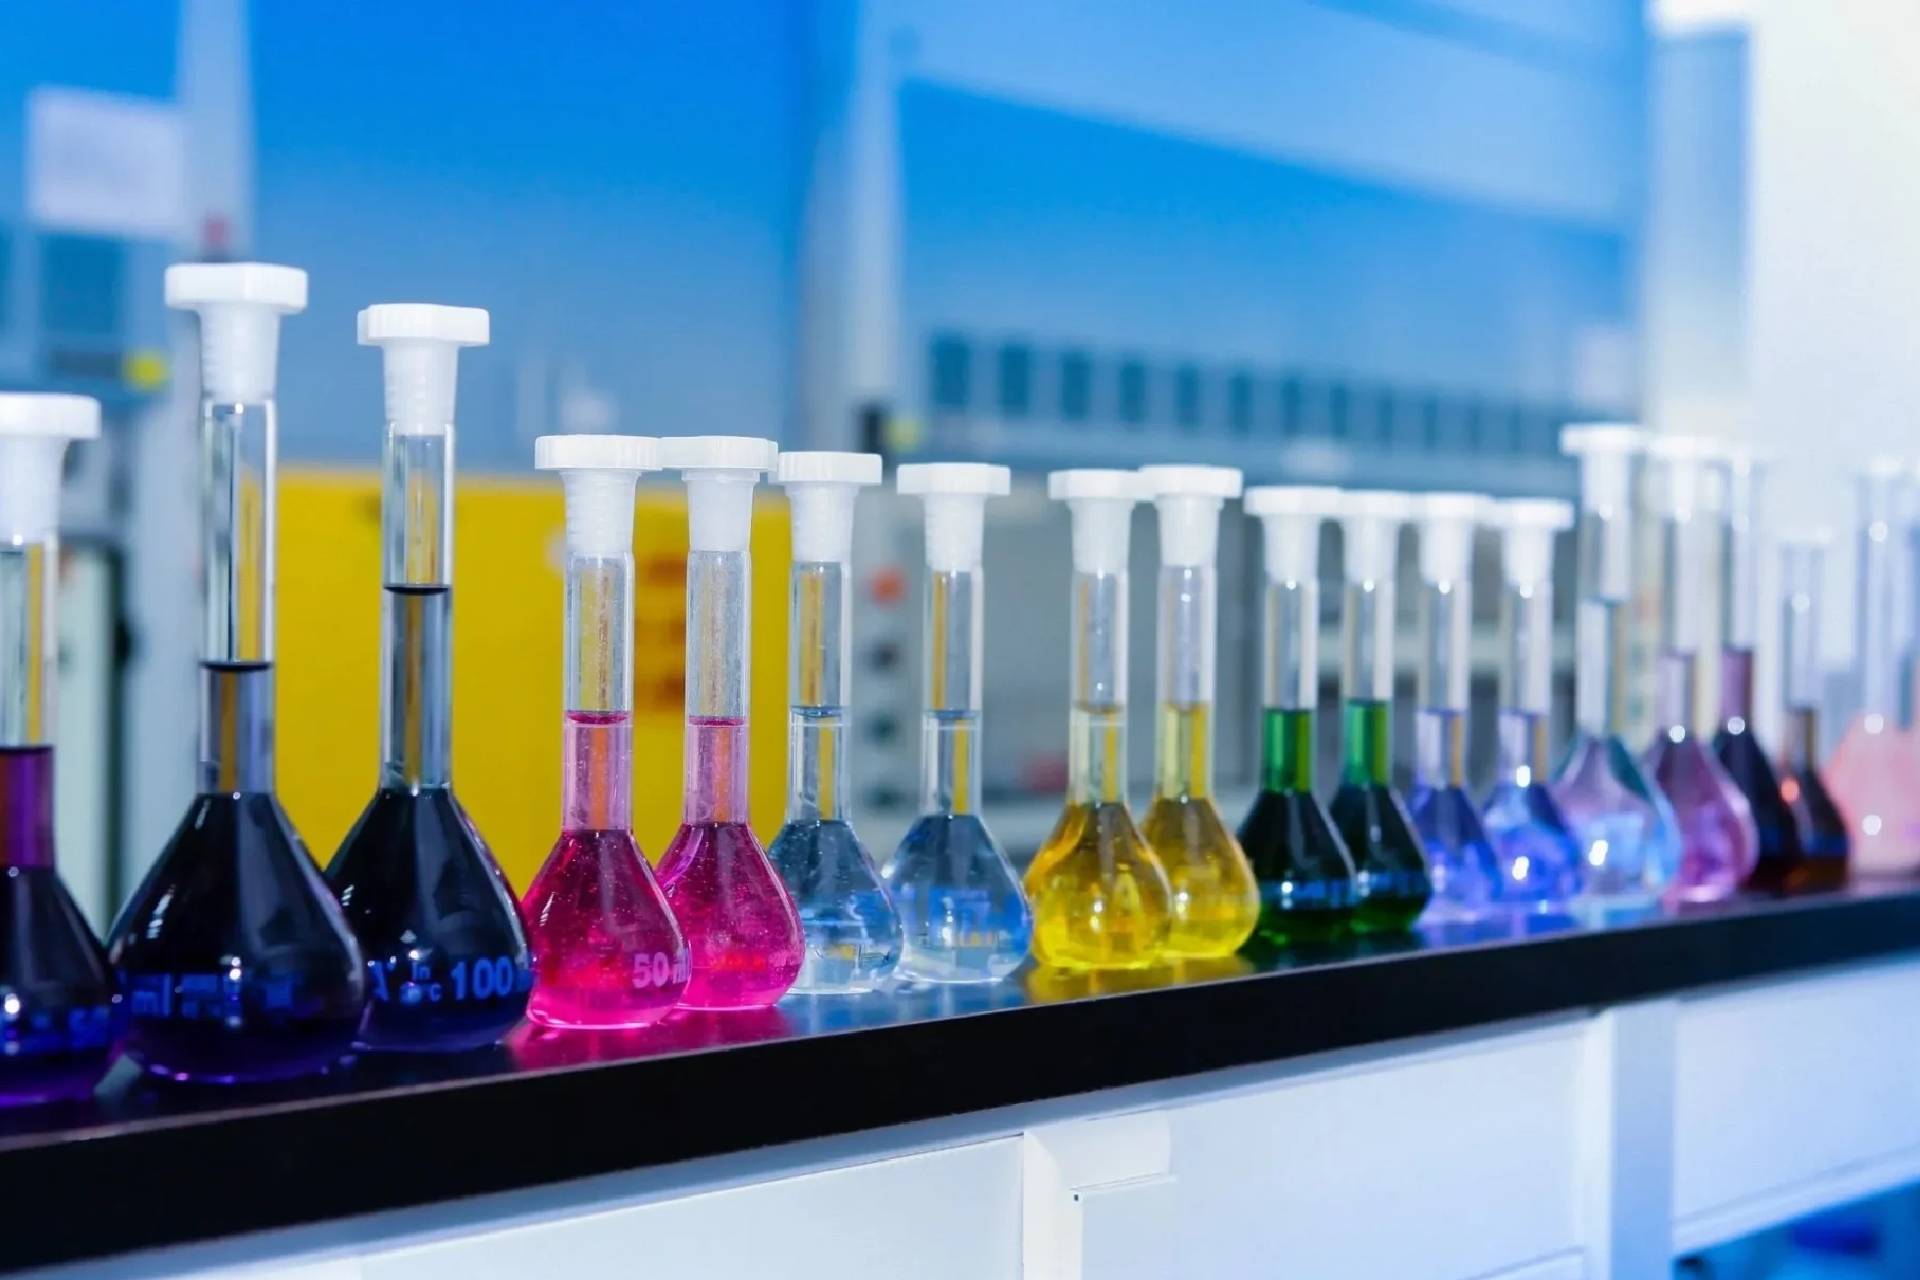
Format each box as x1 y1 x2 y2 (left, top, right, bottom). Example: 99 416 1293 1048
5 882 1920 1272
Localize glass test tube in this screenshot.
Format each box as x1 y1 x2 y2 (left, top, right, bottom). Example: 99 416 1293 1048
784 468 869 824
1494 501 1572 790
1252 490 1337 793
1414 494 1484 789
1651 438 1719 733
1856 461 1904 729
1718 449 1764 730
920 481 992 817
1140 467 1240 804
1781 534 1827 767
1565 425 1641 742
556 448 643 832
1064 482 1131 808
1340 491 1408 785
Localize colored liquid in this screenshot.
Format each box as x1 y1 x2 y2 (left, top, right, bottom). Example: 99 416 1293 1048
1827 714 1920 874
1549 730 1677 909
1407 782 1502 920
882 811 1032 983
1238 708 1358 946
1712 725 1807 894
1480 781 1584 906
1331 699 1431 933
1781 769 1850 893
0 743 54 869
1645 730 1755 904
327 786 533 1052
1142 704 1258 958
1027 799 1173 970
766 816 902 994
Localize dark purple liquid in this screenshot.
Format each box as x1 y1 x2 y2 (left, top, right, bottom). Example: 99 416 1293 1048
0 744 55 869
1713 725 1806 892
0 866 120 1105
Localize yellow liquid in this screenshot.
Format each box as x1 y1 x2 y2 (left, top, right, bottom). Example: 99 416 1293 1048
1143 703 1259 958
1026 800 1173 971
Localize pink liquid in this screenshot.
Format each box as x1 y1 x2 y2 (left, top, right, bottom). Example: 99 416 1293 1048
1828 714 1920 875
656 716 803 1010
522 711 689 1028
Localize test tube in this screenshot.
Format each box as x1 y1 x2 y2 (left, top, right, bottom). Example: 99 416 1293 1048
654 436 803 1010
1136 465 1258 959
1328 489 1431 933
110 263 368 1084
0 394 119 1103
525 434 689 1028
1479 498 1583 906
326 305 532 1051
1238 485 1357 945
1407 492 1501 920
880 463 1031 983
767 451 903 994
1026 470 1171 971
1778 529 1850 886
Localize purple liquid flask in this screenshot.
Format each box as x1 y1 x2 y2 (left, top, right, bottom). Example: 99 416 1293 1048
524 434 689 1028
654 437 804 1010
0 394 120 1104
325 305 532 1051
1778 531 1850 888
109 264 368 1083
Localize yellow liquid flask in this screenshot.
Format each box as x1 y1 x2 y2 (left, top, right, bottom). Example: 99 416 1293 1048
1026 470 1172 970
1137 466 1260 957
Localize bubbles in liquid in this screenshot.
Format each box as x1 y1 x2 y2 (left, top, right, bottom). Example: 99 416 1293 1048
882 812 1031 983
767 817 901 994
657 819 805 1010
523 828 688 1029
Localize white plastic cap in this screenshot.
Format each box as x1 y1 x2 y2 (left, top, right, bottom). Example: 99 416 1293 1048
659 435 777 554
1494 498 1573 587
1338 490 1413 584
1647 434 1723 519
1048 469 1142 575
1138 464 1242 568
358 303 489 435
1560 422 1646 514
1245 485 1342 583
897 462 1010 573
165 262 308 402
534 434 658 557
777 450 881 563
0 394 100 540
1417 492 1487 583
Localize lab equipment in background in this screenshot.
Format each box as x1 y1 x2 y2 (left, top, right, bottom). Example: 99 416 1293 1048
1643 436 1756 903
1827 460 1920 872
1778 530 1850 889
655 437 803 1009
1709 447 1805 892
1237 486 1359 945
524 435 688 1028
1479 499 1583 908
110 264 367 1083
1329 490 1431 933
1027 470 1172 970
1407 493 1501 920
326 305 531 1052
1137 466 1259 958
0 395 119 1104
881 464 1032 982
1550 425 1677 911
768 452 902 993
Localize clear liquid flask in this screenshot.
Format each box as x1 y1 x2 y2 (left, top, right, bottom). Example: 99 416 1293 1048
326 305 531 1052
655 436 804 1009
1642 436 1756 903
1027 471 1173 970
524 435 689 1028
109 264 368 1083
767 452 902 993
0 395 120 1104
881 463 1032 982
1777 533 1850 890
1549 424 1678 910
1236 486 1358 946
1327 490 1431 933
1137 466 1259 957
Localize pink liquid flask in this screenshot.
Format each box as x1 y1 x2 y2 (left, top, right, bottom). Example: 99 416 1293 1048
655 437 804 1009
524 435 689 1028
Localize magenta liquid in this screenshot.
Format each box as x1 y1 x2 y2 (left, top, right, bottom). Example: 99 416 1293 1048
522 711 689 1028
656 716 803 1010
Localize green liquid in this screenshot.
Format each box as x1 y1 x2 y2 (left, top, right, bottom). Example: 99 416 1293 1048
1329 699 1431 932
1239 707 1359 948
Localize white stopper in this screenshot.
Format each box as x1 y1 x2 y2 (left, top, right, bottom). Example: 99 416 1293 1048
777 450 881 564
358 303 489 435
1138 464 1242 568
897 462 1010 573
165 262 307 403
1560 422 1645 514
1494 498 1573 587
1245 485 1342 583
1339 489 1413 584
0 394 100 540
1648 434 1724 519
1048 469 1142 575
658 435 777 554
535 434 659 557
1417 492 1487 584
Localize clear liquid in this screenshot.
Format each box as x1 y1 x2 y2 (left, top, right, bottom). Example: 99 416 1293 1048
1549 729 1677 910
767 816 902 994
882 811 1031 983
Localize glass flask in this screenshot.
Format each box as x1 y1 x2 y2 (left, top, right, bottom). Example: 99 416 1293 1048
1778 532 1850 889
1406 493 1502 921
1136 465 1258 957
1479 499 1583 908
1642 436 1756 903
0 394 120 1104
524 434 689 1028
1237 486 1358 945
881 463 1032 982
1327 490 1432 932
1827 460 1920 873
1027 470 1173 970
109 264 368 1083
766 452 902 993
326 304 531 1051
655 436 804 1009
1549 424 1678 911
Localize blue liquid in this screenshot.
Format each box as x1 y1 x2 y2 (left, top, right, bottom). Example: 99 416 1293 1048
1407 782 1502 920
0 866 121 1105
326 786 533 1052
767 817 903 994
880 812 1031 983
1480 779 1584 907
1549 730 1679 910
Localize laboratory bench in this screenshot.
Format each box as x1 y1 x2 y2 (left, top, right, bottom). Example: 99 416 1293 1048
9 883 1920 1279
